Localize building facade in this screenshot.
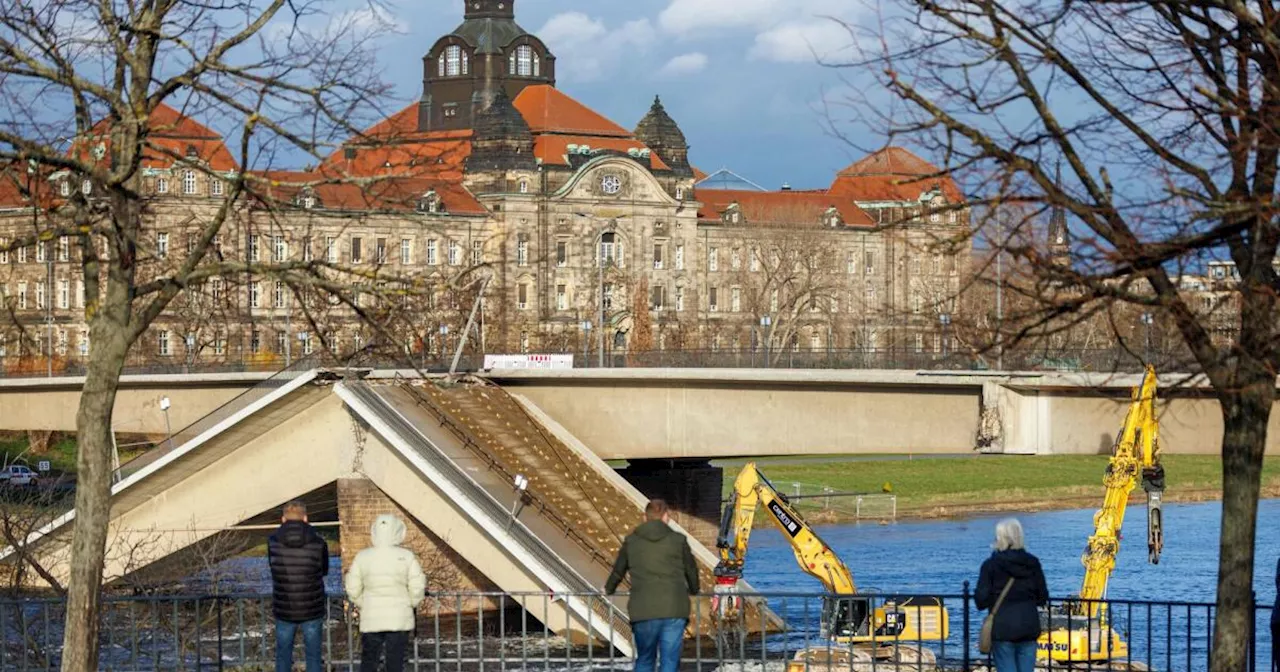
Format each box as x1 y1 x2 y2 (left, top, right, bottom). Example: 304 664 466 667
0 0 970 371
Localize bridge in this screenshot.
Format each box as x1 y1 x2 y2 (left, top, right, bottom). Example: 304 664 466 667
2 368 1277 456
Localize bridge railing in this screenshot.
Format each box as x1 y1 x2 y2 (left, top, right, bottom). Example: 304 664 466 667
0 587 1270 671
110 356 320 483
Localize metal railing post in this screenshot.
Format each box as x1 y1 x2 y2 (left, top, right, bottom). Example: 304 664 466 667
1250 590 1258 672
962 580 971 672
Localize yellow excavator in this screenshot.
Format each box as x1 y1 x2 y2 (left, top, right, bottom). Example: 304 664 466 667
712 463 950 670
1037 364 1165 669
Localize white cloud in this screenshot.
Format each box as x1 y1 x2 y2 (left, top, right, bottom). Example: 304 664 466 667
658 52 709 77
748 20 853 63
343 5 407 35
539 13 656 83
658 0 862 36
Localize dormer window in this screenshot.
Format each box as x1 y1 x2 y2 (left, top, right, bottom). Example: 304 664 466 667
296 187 320 210
59 180 70 197
723 203 742 225
519 180 529 194
157 176 169 194
440 45 467 77
675 186 685 201
81 179 92 195
417 190 444 214
825 206 842 228
511 45 537 76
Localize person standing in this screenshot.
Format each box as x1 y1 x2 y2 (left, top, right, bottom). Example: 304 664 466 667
345 514 427 672
605 499 700 672
976 518 1049 672
268 500 330 672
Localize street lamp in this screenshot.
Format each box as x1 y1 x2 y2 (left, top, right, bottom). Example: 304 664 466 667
439 324 449 363
184 333 196 373
1140 312 1154 363
939 313 952 358
580 320 592 366
760 315 772 367
159 396 173 451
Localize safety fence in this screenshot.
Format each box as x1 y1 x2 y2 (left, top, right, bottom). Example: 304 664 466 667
0 588 1272 671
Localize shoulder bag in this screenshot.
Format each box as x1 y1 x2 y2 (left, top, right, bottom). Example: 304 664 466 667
978 577 1015 655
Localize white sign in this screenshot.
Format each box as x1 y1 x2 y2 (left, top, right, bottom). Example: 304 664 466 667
37 461 50 472
483 354 574 370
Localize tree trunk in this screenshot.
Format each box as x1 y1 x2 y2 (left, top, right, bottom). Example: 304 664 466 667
1211 375 1273 672
59 317 131 671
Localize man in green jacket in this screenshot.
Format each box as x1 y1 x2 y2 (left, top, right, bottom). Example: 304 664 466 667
605 499 700 672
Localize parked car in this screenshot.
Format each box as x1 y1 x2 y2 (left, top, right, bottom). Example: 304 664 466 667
0 464 40 487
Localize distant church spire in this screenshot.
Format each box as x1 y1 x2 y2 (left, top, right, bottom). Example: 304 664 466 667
1048 161 1069 266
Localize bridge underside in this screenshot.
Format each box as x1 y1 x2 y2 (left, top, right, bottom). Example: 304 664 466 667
3 375 776 648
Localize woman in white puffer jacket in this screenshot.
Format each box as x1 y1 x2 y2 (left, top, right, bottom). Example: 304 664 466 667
345 514 427 672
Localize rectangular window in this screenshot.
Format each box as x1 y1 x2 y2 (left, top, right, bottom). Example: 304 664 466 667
517 239 528 266
709 287 718 312
303 237 313 262
709 247 718 272
214 332 226 356
250 330 262 354
517 283 528 310
651 284 667 311
274 236 287 262
675 245 685 270
248 235 259 262
277 332 288 355
448 241 460 266
731 248 741 271
250 281 261 308
158 330 171 356
58 236 69 262
401 239 412 265
0 238 6 264
326 236 338 263
58 279 68 309
653 243 664 270
933 254 943 275
556 241 567 267
78 330 88 357
211 277 223 301
602 283 614 310
847 251 856 274
731 287 741 312
36 241 46 263
18 246 26 264
36 282 44 309
556 284 567 310
351 237 363 263
212 179 224 196
471 240 482 266
675 286 685 312
274 281 286 308
425 239 438 266
750 248 760 272
17 282 27 310
865 283 877 303
156 232 169 259
376 238 387 264
302 333 314 355
865 250 876 275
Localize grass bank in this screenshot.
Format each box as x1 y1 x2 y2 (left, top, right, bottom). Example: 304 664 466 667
721 454 1280 522
0 434 147 476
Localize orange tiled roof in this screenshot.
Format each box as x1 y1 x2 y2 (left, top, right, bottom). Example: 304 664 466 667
691 165 708 181
830 146 962 202
79 103 239 172
320 133 473 180
514 85 632 137
249 171 485 215
535 135 670 171
697 188 873 228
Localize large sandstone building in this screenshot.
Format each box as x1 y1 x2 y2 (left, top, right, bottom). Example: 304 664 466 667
0 0 970 371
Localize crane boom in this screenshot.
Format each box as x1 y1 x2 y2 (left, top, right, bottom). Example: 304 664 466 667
1077 365 1166 614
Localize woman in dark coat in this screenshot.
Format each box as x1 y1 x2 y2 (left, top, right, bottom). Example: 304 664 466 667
976 518 1049 672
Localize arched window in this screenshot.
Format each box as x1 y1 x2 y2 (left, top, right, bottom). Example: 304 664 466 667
513 45 534 76
533 52 541 77
438 54 446 77
461 50 469 74
445 45 462 76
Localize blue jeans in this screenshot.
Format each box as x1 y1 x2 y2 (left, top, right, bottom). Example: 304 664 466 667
276 618 324 672
632 618 686 672
991 640 1037 672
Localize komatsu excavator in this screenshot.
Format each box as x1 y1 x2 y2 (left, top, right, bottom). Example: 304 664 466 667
712 463 949 670
1037 364 1166 669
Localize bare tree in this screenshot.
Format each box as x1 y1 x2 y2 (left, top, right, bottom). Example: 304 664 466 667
838 2 1280 667
0 0 464 667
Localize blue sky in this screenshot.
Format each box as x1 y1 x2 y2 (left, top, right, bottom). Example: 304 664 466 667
347 0 888 190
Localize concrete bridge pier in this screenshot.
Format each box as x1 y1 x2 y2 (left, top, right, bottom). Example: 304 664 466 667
615 459 723 549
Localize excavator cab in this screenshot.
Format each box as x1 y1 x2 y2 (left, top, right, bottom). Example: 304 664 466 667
823 595 949 643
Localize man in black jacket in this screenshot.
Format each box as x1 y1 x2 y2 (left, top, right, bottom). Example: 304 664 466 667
268 500 329 672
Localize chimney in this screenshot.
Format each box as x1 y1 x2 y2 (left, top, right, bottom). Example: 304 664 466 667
781 183 792 191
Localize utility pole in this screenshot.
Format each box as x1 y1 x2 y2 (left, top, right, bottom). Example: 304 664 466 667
995 221 1004 371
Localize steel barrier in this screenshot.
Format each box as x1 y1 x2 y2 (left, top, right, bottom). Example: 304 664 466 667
0 588 1272 671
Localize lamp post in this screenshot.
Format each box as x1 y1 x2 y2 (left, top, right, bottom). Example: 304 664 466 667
760 315 772 367
580 320 592 366
939 313 952 358
184 334 196 373
573 213 630 368
159 396 173 451
439 324 449 365
1140 312 1154 363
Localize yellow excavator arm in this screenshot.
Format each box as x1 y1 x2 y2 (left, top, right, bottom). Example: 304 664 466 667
1076 364 1166 614
714 463 947 643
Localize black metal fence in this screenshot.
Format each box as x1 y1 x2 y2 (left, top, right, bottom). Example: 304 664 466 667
0 588 1272 671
